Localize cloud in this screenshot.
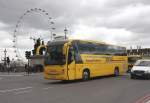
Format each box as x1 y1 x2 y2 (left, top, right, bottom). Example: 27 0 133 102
0 30 12 47
0 21 8 28
70 24 133 45
0 0 150 60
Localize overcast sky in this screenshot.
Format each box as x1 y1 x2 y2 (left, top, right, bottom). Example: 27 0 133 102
0 0 150 60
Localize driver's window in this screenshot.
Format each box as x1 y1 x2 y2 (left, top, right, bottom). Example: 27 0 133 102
68 46 74 64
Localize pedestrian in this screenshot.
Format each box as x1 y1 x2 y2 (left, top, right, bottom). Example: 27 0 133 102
7 63 10 74
25 64 29 76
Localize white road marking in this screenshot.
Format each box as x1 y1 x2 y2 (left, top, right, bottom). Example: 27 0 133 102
0 75 23 77
14 90 32 95
0 87 33 93
43 87 54 90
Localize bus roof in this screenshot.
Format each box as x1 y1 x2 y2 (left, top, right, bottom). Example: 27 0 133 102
70 39 126 48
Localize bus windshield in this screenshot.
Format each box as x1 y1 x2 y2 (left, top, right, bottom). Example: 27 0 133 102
44 41 67 65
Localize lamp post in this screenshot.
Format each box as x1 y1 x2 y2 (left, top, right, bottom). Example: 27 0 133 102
64 27 68 40
4 49 7 66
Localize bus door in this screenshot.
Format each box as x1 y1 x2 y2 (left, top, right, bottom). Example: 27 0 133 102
67 46 76 80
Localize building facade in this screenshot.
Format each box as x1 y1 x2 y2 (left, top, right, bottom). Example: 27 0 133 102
127 48 150 56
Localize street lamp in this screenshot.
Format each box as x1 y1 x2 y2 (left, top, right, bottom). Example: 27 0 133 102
4 49 7 66
64 27 68 40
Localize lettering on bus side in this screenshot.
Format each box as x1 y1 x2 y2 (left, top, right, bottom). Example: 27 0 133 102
82 55 112 62
86 59 102 62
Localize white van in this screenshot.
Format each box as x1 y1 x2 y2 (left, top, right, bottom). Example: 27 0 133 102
130 59 150 79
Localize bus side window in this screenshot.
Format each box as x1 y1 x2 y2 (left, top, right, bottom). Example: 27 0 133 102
68 47 74 64
73 41 83 63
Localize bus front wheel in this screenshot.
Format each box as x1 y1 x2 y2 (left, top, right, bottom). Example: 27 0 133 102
82 70 90 81
114 68 119 77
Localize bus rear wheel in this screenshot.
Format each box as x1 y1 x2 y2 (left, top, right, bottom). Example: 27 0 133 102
82 70 90 81
114 68 119 77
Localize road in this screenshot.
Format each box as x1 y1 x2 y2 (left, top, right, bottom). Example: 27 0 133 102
0 73 150 103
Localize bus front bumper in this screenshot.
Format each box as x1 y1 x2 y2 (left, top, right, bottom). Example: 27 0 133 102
44 72 68 80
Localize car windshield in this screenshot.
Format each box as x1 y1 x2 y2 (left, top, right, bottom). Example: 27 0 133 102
135 60 150 67
128 57 141 64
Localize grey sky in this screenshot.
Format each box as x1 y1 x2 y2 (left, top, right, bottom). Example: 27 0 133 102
0 0 150 60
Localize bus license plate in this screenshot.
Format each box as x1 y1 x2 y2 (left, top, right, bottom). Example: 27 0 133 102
51 75 56 79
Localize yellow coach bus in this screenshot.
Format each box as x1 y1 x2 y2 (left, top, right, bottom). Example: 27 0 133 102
44 40 128 80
